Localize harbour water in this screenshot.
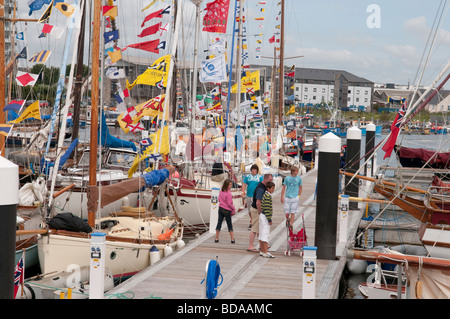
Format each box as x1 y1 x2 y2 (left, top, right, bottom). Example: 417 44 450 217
340 132 450 299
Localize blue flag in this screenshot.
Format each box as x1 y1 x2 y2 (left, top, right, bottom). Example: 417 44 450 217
28 0 52 15
104 30 119 44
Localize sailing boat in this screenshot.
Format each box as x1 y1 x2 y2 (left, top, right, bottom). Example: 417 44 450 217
164 0 245 231
11 0 185 281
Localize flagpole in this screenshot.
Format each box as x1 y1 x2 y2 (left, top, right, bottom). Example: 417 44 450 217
190 0 202 162
225 0 239 152
278 0 285 127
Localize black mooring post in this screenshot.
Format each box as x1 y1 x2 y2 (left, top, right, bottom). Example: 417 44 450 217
365 123 376 177
0 157 19 299
345 126 361 210
315 132 341 260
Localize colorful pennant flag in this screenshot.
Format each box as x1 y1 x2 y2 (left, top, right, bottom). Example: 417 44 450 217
104 30 119 44
55 2 75 17
199 54 227 83
102 5 117 18
16 32 25 41
141 6 171 27
28 50 52 63
138 22 162 38
16 71 39 87
122 38 163 53
127 55 171 90
4 100 25 112
203 0 231 33
41 23 64 39
16 47 28 60
38 1 54 23
9 100 41 123
107 49 122 63
0 124 13 137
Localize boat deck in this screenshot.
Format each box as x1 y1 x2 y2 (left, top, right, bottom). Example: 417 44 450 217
108 166 364 299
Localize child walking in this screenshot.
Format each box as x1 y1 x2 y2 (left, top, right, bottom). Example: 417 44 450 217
215 179 236 243
259 181 275 258
281 166 303 230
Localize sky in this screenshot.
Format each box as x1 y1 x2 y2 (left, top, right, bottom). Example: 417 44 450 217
13 0 450 89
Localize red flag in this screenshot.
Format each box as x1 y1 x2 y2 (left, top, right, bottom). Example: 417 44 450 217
141 6 171 27
382 101 407 159
268 35 275 43
138 22 161 38
202 0 231 33
122 39 161 53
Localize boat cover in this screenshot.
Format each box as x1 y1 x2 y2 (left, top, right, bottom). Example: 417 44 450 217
87 167 172 212
48 212 92 233
398 146 450 168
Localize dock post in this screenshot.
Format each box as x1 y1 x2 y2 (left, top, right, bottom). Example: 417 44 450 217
89 233 106 299
209 188 220 234
345 126 361 210
0 157 19 299
364 123 376 178
302 246 317 299
339 195 349 243
315 132 341 260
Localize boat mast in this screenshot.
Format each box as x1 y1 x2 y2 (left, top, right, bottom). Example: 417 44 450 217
88 0 102 228
278 0 284 126
189 0 202 162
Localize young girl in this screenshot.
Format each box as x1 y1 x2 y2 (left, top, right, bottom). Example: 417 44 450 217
259 181 275 258
215 179 236 243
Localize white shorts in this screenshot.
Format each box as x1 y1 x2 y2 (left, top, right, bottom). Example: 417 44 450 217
284 197 299 214
258 213 270 243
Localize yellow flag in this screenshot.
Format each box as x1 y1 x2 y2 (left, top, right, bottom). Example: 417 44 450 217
286 105 295 115
127 126 169 177
9 100 41 124
127 55 171 90
107 49 122 63
148 126 170 155
231 70 260 93
55 3 76 17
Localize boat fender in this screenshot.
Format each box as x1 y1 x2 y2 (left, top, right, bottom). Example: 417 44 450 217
176 239 185 249
346 259 367 275
415 281 423 299
149 245 160 265
164 244 173 256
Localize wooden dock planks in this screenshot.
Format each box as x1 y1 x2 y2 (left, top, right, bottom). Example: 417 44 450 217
108 167 355 299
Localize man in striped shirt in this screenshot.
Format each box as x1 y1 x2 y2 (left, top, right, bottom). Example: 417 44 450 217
259 181 275 258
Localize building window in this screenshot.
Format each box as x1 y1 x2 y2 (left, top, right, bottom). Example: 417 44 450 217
322 88 325 93
365 90 368 95
356 98 359 102
331 89 334 93
304 87 308 92
304 95 307 99
296 87 299 91
364 98 368 102
313 88 317 92
356 90 360 94
312 96 316 100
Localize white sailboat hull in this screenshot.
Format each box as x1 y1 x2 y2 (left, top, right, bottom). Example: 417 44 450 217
172 186 243 229
38 234 178 279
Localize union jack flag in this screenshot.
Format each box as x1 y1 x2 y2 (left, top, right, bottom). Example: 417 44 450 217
394 102 406 128
14 255 24 298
